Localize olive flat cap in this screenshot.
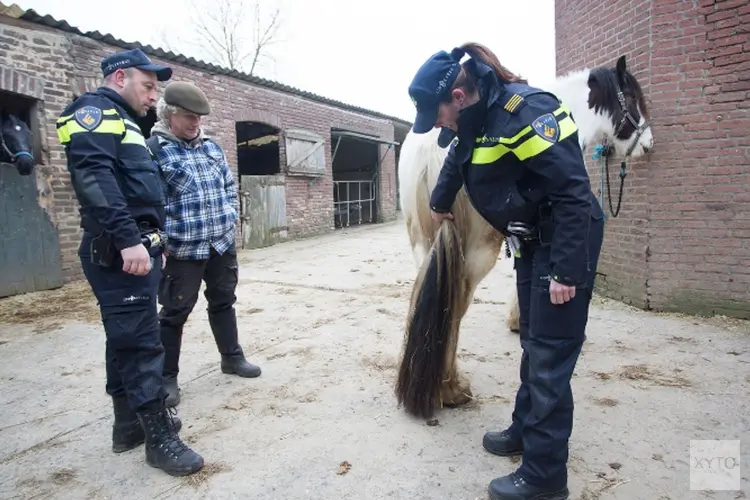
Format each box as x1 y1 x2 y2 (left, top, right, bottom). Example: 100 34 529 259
163 81 211 115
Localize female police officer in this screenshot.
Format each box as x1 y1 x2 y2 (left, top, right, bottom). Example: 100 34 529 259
407 43 605 500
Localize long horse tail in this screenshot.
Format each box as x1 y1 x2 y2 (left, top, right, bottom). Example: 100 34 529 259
395 218 465 419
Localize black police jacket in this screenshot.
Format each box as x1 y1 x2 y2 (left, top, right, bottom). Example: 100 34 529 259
429 61 604 287
56 87 165 251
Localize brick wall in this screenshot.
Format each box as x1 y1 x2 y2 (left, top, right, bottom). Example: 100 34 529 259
0 15 398 283
555 0 750 319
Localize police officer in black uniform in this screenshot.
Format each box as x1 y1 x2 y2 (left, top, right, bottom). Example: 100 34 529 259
56 48 204 477
407 43 605 500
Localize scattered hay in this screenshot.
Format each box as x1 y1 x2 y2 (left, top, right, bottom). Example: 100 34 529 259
50 467 77 485
667 335 697 344
184 461 232 488
591 397 619 407
0 280 99 327
591 371 612 381
361 354 397 371
474 394 511 404
618 364 692 388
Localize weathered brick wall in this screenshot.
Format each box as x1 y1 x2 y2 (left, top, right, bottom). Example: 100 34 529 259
0 16 397 283
556 0 750 319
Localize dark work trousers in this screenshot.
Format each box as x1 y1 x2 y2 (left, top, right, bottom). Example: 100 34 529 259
506 211 605 489
78 232 167 413
158 245 241 379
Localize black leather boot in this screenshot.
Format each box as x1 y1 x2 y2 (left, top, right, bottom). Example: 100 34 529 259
488 472 569 500
163 375 180 408
210 308 261 378
483 429 524 457
221 352 261 378
112 396 183 453
137 406 203 476
112 396 182 453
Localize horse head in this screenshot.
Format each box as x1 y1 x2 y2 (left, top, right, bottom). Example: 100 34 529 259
586 55 653 159
0 110 35 176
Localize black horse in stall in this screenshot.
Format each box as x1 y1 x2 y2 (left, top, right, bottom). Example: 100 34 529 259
0 109 35 176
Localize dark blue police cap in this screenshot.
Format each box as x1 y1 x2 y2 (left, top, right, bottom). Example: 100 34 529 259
101 48 172 81
408 49 463 134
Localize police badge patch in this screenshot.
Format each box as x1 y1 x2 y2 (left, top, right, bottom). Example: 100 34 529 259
74 106 103 131
532 113 559 143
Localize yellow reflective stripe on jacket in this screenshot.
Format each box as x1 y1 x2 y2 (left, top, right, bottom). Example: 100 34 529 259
56 117 126 145
122 127 147 147
472 105 577 164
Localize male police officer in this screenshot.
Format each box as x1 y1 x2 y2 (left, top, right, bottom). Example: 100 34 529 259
56 48 204 477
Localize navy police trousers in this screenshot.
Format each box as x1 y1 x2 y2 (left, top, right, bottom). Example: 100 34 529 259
79 233 167 413
508 212 605 489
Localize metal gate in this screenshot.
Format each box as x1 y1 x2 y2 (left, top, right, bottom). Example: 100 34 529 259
333 177 377 228
0 164 63 297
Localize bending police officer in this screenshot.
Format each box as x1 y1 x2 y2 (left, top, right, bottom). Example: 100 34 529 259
56 48 204 477
407 43 605 500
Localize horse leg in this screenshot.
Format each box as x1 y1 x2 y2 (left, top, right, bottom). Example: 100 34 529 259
439 239 502 407
506 289 521 333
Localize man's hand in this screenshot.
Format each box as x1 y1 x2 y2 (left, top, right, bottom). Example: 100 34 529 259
121 244 151 276
549 278 576 305
431 209 454 223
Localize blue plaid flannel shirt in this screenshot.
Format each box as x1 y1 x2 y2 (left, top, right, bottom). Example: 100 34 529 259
153 135 239 260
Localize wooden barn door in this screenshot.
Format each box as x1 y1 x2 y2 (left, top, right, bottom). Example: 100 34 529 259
0 164 63 297
240 174 288 249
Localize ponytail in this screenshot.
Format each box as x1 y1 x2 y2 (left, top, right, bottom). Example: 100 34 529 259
455 42 528 85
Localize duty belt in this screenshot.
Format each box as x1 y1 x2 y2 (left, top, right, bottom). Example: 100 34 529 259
504 219 554 258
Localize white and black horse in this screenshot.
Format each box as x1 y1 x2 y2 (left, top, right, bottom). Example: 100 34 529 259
0 110 35 176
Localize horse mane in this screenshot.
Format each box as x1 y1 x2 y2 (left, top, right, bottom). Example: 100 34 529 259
588 66 650 121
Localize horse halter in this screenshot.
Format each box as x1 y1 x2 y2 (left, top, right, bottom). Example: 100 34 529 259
613 86 650 157
597 82 651 218
0 127 33 163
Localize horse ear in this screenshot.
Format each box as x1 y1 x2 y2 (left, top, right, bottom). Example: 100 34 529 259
616 55 627 75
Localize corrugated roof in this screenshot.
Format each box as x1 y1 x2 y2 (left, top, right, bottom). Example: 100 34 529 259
1 2 413 127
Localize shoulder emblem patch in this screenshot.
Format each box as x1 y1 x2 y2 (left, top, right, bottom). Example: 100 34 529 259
74 106 103 131
504 94 524 113
532 113 559 143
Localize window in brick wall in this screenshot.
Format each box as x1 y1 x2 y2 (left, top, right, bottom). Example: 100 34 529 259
236 121 281 176
0 90 43 166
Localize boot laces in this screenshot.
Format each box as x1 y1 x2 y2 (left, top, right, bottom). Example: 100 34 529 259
511 472 527 487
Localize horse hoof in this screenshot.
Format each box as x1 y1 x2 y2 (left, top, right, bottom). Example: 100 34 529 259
442 388 474 408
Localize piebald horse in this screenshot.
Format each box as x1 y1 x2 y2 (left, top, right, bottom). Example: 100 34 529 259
0 110 35 176
395 55 654 419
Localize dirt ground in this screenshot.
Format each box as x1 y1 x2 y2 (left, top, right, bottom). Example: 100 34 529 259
0 219 748 500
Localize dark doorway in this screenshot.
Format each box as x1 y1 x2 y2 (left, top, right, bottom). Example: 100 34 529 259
236 121 281 176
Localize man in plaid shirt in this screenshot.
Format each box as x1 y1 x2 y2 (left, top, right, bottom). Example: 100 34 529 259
149 81 261 408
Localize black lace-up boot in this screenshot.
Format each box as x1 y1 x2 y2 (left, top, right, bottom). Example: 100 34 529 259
488 472 569 500
112 396 182 453
483 428 524 457
137 406 203 476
